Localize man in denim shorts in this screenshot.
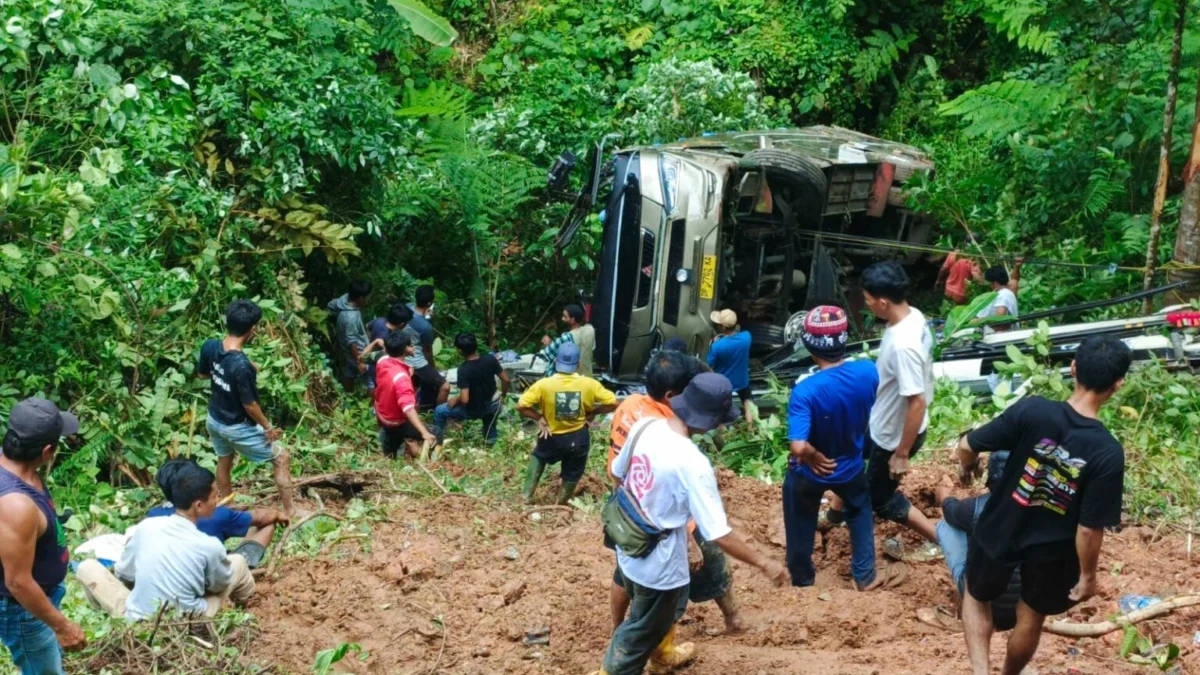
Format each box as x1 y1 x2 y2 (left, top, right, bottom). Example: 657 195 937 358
197 300 300 518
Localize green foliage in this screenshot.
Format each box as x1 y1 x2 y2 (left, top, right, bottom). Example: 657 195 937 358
387 0 458 47
313 642 367 675
617 57 776 144
934 290 997 358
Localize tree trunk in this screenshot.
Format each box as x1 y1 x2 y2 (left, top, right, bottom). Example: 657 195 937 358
1169 69 1200 306
1142 0 1187 314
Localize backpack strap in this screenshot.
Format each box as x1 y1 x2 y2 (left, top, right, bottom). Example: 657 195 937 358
617 419 655 486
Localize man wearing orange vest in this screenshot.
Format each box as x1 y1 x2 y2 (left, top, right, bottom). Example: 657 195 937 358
605 351 743 672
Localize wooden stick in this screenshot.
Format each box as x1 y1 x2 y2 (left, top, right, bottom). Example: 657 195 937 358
417 462 450 495
1044 594 1200 637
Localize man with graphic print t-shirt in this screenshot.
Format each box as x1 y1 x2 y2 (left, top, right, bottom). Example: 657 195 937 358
955 334 1130 675
517 344 616 505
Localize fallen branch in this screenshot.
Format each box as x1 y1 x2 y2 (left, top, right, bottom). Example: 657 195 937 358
264 512 341 575
417 462 450 495
1044 594 1200 637
524 505 574 514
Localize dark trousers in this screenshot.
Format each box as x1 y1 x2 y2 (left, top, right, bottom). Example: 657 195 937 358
782 469 876 587
412 364 444 411
601 575 686 675
866 432 926 523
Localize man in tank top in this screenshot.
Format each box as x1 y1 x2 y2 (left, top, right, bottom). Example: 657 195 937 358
0 398 86 675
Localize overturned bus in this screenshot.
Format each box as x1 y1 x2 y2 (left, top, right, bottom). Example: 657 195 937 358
552 127 936 383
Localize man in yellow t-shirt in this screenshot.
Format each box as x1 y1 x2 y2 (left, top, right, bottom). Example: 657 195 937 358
517 343 616 504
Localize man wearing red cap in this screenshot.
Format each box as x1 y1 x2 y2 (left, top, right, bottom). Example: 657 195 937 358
785 307 903 591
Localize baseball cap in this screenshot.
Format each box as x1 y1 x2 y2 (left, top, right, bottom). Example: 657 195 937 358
709 309 738 329
556 343 581 374
669 373 740 432
6 398 79 448
800 305 850 360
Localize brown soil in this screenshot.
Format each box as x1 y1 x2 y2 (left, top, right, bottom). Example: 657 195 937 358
249 460 1200 674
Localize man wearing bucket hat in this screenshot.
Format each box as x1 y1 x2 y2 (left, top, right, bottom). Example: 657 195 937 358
517 343 616 504
706 309 754 425
0 398 86 674
591 373 787 675
784 307 906 592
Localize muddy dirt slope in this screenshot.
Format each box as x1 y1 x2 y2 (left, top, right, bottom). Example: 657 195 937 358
251 462 1200 674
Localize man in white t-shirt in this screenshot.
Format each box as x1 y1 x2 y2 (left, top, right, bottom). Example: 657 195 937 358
590 373 787 675
860 261 939 546
972 263 1022 334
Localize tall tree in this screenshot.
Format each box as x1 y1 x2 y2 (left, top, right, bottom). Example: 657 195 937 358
1170 70 1200 305
1142 0 1187 314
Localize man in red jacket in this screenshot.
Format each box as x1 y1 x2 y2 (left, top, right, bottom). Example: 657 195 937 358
374 331 435 459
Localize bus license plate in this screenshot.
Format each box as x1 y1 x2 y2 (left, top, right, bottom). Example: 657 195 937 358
699 255 716 299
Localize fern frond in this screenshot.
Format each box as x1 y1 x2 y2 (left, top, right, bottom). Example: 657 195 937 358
1080 165 1122 218
978 0 1059 55
938 79 1068 137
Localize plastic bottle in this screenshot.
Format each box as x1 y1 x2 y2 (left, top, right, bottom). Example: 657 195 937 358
1118 594 1162 614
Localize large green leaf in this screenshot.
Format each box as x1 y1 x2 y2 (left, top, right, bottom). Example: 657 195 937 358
386 0 458 46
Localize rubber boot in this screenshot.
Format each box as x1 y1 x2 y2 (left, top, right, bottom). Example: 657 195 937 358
647 625 696 674
522 456 547 503
556 480 579 505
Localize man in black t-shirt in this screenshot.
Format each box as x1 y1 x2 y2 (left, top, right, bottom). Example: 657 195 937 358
956 335 1130 675
432 333 509 450
197 300 299 518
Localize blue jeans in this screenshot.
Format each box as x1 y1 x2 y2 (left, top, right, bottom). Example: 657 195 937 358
431 401 500 445
207 415 277 463
937 495 989 594
782 469 876 587
937 520 970 593
0 585 66 675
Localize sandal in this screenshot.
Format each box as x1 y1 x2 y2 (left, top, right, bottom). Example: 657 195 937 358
917 605 963 633
855 562 908 590
882 537 944 563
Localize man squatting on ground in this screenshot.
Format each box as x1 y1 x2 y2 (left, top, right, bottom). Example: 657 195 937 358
197 300 300 518
432 332 510 450
606 351 743 671
146 458 288 569
372 330 437 459
956 334 1130 675
0 399 86 675
77 461 256 620
517 343 616 505
591 372 788 675
920 452 1021 633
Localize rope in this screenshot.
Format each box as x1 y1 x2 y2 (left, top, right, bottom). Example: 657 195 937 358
794 230 1200 274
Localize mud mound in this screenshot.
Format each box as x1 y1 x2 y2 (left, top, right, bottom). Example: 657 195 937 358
249 460 1200 674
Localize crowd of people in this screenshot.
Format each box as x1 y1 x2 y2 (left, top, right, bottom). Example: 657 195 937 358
0 258 1134 675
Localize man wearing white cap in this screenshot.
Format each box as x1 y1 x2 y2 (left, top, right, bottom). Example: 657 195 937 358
0 398 86 674
706 309 754 425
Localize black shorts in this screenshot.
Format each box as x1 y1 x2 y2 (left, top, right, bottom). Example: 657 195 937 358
736 388 753 404
966 540 1079 617
533 428 590 482
379 423 424 457
611 533 731 605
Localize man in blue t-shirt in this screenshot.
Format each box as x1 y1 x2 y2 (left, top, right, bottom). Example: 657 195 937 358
783 306 893 591
706 309 754 425
145 459 287 568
